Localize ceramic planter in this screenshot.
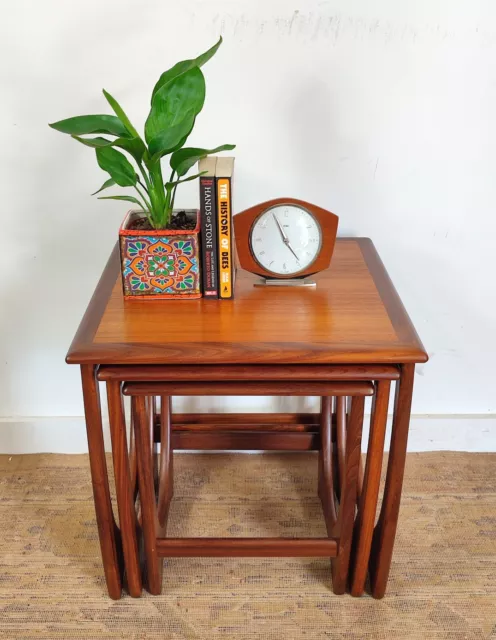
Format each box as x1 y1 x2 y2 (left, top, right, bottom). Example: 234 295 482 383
119 210 202 299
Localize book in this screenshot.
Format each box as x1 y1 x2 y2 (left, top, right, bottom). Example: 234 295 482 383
215 157 235 299
198 156 219 298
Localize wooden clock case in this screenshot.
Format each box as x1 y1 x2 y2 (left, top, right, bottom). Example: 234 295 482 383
233 197 339 278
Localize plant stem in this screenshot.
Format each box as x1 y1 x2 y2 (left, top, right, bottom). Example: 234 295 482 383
170 183 178 211
138 161 152 192
164 185 172 225
135 183 152 212
149 161 167 228
130 191 148 213
134 185 154 227
163 169 177 224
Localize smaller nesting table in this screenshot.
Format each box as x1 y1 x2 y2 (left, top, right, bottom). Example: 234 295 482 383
67 238 427 599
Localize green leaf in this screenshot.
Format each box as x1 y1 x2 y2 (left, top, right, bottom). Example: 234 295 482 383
49 114 130 137
96 147 137 187
166 171 207 188
102 89 140 139
91 178 115 195
194 35 223 67
72 135 113 148
170 144 236 177
152 36 222 101
113 137 147 164
72 135 146 164
148 110 196 160
97 195 144 209
145 66 205 144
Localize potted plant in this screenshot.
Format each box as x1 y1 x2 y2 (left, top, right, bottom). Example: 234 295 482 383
50 37 234 299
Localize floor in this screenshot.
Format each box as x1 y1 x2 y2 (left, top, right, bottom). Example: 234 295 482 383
0 452 494 639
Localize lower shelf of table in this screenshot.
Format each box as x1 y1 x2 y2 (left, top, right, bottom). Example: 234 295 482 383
166 412 324 451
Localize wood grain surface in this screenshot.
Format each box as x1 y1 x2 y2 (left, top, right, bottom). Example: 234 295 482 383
66 238 427 365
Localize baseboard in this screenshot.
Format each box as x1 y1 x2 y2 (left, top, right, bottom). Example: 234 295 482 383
0 415 494 454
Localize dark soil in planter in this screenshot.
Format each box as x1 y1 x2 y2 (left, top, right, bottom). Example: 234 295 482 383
127 211 196 232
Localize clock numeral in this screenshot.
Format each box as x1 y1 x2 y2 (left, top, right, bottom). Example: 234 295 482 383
259 250 265 255
254 237 262 243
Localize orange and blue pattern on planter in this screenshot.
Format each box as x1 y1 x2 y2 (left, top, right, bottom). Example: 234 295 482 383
119 210 202 299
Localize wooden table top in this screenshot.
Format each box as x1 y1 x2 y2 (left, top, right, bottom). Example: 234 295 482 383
66 238 427 365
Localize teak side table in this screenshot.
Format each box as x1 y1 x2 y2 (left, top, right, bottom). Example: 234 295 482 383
66 238 427 600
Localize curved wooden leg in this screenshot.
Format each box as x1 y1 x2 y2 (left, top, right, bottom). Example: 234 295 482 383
158 396 173 527
350 379 390 596
129 404 138 503
151 397 159 495
80 365 122 600
335 396 346 497
107 380 142 597
331 395 365 595
370 364 415 599
318 397 337 532
133 395 164 595
330 398 340 498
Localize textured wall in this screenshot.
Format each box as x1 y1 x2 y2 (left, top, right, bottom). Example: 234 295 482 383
1 1 495 450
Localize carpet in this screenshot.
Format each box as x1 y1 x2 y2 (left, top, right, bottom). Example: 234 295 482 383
0 452 494 639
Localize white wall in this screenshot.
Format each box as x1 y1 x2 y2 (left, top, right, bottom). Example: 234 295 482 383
1 0 495 451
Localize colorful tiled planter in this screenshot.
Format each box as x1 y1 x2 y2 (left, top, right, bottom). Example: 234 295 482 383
119 210 202 300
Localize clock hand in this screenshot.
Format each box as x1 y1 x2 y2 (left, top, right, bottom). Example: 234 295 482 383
273 213 300 261
286 242 300 261
272 213 288 242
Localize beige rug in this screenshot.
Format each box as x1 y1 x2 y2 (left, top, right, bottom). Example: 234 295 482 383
0 452 494 639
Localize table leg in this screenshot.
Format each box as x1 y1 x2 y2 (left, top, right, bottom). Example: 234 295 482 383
80 365 122 600
129 403 138 503
369 364 415 599
107 380 142 597
157 396 173 525
350 379 390 596
133 395 164 595
318 397 338 530
335 396 346 496
331 395 365 595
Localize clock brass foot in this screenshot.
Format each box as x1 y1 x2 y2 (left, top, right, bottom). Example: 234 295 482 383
254 278 317 287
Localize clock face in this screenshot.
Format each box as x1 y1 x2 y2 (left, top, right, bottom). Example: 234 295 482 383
249 204 322 276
